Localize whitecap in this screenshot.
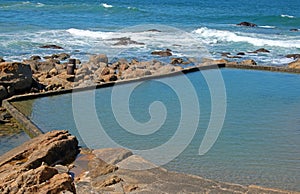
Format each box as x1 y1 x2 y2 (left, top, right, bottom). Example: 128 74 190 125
100 3 113 8
36 3 45 7
281 14 295 18
259 25 276 29
193 27 300 48
66 28 114 39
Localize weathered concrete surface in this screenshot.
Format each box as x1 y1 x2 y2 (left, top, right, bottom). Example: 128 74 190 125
73 148 298 194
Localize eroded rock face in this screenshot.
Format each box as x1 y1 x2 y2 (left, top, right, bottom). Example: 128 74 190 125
0 130 79 194
0 62 32 94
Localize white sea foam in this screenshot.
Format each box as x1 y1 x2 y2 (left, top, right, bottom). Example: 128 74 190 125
259 25 276 29
193 27 300 48
101 3 113 8
281 14 295 18
67 28 114 39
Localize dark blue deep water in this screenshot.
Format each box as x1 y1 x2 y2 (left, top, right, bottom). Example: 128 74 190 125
0 0 300 64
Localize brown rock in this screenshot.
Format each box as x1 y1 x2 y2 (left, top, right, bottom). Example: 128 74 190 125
100 74 118 82
30 55 41 61
170 57 184 64
89 54 108 64
0 130 78 194
0 57 5 63
0 62 32 93
239 59 257 66
151 49 172 57
288 59 300 69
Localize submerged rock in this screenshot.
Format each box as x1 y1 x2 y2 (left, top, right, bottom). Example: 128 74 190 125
40 44 64 49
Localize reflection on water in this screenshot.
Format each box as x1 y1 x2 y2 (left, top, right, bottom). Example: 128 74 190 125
10 69 300 191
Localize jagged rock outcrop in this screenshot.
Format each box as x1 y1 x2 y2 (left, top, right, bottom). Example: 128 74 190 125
0 62 32 97
0 130 79 194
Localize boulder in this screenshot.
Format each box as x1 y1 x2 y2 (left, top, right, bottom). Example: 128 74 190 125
237 52 245 55
0 57 5 63
170 57 184 64
40 44 64 49
89 54 108 64
237 22 257 27
285 54 300 59
151 49 172 57
290 29 299 32
0 62 32 93
29 55 41 61
112 37 145 46
288 59 300 69
239 59 257 66
0 130 79 194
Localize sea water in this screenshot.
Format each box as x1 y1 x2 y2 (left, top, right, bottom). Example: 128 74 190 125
0 0 300 65
12 69 300 191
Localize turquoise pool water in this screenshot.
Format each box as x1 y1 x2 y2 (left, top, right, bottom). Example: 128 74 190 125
13 69 300 191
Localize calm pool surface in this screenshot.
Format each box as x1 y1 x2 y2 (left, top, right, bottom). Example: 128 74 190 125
12 69 300 191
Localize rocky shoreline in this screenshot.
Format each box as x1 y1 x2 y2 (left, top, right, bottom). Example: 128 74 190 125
1 49 300 193
1 130 298 194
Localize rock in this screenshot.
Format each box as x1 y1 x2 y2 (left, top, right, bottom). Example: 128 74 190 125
0 57 5 63
29 55 41 61
0 62 32 93
151 49 172 57
288 59 300 69
251 48 270 53
290 29 299 32
52 53 71 61
237 22 257 27
100 67 111 76
147 29 161 32
100 74 118 82
93 148 133 165
112 37 145 46
201 58 229 66
239 59 257 66
170 57 184 64
119 63 129 71
0 85 8 101
89 54 108 64
227 55 242 58
220 52 231 57
0 130 78 194
49 68 58 76
285 54 300 59
40 44 64 49
237 52 245 55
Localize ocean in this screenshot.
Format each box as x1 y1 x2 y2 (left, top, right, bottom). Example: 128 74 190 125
0 0 300 65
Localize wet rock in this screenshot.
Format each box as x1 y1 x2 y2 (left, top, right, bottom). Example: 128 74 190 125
0 57 5 63
0 62 32 93
248 48 270 53
40 44 64 49
147 29 161 32
29 55 41 61
290 29 299 32
239 59 257 66
285 54 300 59
227 55 242 58
237 52 245 55
237 22 257 27
170 57 184 64
220 52 231 57
288 59 300 69
0 130 79 194
151 49 172 57
52 53 71 61
112 37 145 46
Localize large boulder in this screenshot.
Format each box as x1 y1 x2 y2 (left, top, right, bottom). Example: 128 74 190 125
0 62 32 93
0 85 8 101
0 130 79 194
